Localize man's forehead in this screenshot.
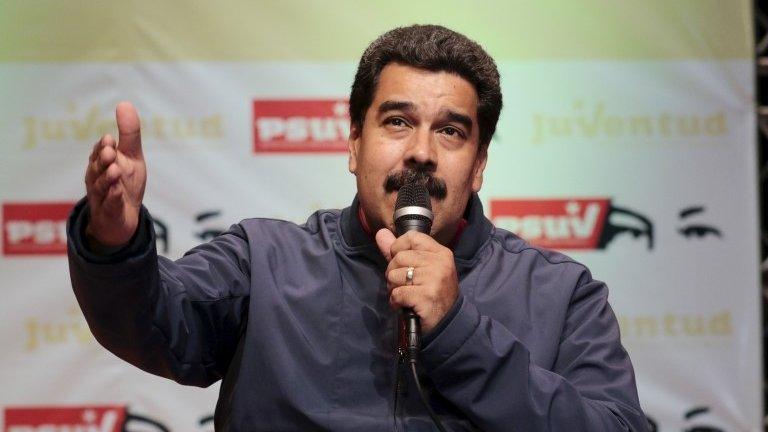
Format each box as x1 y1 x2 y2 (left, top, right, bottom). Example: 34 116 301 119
371 63 479 116
375 63 477 92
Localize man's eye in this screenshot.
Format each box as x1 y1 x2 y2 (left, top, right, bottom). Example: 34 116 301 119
386 117 407 127
441 127 464 138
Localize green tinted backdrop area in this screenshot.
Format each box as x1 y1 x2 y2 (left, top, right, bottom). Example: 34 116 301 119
0 0 752 62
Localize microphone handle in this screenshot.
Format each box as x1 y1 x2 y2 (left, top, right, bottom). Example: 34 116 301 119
402 307 420 360
394 213 431 359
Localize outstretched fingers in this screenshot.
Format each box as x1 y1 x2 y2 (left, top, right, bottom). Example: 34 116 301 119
82 102 146 248
86 135 118 199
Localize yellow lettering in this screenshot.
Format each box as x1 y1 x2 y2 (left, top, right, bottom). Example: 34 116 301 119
620 310 734 340
602 116 623 137
658 113 671 137
548 117 572 137
201 115 223 138
705 111 726 136
42 323 67 344
531 114 544 144
42 120 65 141
575 100 601 137
69 105 101 140
663 314 677 336
629 116 652 136
152 116 167 140
710 311 732 335
171 118 195 138
635 316 659 337
682 315 706 336
24 319 39 351
23 117 38 149
677 117 701 136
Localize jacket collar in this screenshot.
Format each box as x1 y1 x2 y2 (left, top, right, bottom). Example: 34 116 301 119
340 194 492 262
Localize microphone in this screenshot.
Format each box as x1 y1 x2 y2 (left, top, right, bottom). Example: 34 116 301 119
393 182 449 432
394 181 433 360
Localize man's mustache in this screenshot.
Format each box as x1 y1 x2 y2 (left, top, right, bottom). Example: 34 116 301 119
383 169 447 200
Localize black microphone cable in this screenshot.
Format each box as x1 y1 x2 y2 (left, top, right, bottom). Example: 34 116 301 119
409 355 448 432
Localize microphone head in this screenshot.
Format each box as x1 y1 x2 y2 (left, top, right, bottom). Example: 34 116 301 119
395 181 432 211
394 181 433 236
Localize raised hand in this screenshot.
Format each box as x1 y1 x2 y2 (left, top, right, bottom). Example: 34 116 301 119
84 102 147 248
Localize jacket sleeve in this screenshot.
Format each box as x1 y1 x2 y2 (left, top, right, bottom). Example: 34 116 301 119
418 269 648 432
67 199 251 387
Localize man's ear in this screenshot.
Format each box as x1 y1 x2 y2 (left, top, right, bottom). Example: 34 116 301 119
348 122 361 175
471 145 488 193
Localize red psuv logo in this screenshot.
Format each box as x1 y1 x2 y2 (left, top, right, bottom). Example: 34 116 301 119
491 198 609 250
252 99 350 153
4 406 126 432
490 198 654 250
2 202 73 256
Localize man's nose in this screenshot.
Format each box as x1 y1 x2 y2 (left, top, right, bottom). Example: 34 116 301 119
404 128 437 171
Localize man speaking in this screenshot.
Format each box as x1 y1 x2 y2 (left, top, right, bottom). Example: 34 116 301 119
67 25 647 431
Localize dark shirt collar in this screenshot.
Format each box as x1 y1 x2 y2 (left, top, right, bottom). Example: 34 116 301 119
340 194 492 262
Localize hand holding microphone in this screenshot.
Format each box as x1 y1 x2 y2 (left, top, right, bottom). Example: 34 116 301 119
375 182 460 336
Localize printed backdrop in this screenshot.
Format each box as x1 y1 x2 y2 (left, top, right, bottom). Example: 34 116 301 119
0 1 759 431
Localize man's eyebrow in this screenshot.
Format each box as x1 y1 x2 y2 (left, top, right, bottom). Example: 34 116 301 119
376 101 473 131
377 100 416 114
444 110 473 132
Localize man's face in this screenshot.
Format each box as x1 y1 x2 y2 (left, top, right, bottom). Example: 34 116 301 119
348 63 488 245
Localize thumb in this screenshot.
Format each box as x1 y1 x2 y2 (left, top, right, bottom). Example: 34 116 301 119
116 101 143 157
375 228 396 261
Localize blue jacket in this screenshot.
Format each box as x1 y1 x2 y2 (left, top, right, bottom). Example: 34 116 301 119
67 195 647 431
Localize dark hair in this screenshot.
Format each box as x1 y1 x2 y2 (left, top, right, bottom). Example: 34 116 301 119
349 24 502 148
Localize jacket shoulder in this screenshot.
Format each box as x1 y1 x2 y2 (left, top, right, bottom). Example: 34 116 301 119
488 225 594 283
237 208 343 243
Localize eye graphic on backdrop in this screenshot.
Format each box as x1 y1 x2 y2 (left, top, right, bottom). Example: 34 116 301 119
198 414 214 432
152 217 169 254
122 412 170 432
677 206 723 240
194 210 225 241
597 204 655 250
646 406 726 432
682 406 725 432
